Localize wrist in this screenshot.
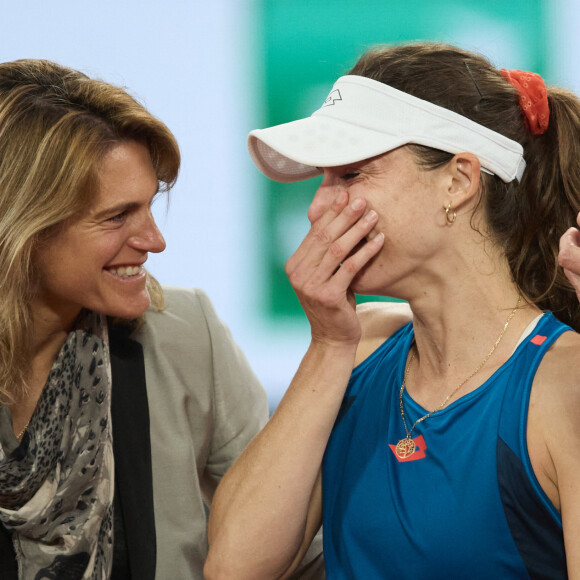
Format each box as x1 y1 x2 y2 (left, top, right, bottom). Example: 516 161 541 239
308 335 360 356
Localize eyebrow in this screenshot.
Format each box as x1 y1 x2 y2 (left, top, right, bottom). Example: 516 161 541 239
92 201 140 220
91 187 161 221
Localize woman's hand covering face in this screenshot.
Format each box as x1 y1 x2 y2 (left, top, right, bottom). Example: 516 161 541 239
285 189 384 346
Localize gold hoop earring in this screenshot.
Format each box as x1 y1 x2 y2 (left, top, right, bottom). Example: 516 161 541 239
444 202 457 225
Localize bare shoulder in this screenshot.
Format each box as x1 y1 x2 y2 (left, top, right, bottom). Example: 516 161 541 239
531 329 580 474
535 329 580 397
355 301 413 366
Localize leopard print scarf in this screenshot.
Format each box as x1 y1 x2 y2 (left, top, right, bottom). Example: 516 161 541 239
0 311 114 579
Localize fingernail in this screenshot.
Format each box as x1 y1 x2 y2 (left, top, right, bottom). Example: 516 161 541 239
351 198 365 211
373 232 385 243
365 210 377 222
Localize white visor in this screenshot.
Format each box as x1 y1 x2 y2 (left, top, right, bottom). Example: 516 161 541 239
248 75 526 183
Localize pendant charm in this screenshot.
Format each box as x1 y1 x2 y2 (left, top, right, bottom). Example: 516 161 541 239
395 437 416 459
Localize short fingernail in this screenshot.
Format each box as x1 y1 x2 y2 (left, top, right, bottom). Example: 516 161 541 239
365 210 377 222
351 198 365 211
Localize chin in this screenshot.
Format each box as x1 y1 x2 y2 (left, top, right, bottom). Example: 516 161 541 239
350 274 379 296
350 263 404 299
99 291 152 321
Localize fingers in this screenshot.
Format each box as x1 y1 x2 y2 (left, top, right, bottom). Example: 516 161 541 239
558 227 580 273
286 212 384 316
559 226 580 303
307 187 347 227
315 208 380 282
307 183 342 224
287 196 379 287
332 232 385 288
288 192 365 274
307 191 333 224
563 268 580 302
285 187 385 346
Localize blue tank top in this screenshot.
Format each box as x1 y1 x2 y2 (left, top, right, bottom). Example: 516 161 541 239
322 312 570 579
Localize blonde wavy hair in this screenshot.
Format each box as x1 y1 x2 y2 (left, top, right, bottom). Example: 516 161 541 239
0 59 180 403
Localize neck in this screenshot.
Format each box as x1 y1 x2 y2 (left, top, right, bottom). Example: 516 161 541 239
30 290 84 355
9 303 82 436
16 301 81 403
387 216 542 409
407 297 538 411
402 264 540 410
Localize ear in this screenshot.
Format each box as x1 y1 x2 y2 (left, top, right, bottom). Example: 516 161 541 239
444 152 482 208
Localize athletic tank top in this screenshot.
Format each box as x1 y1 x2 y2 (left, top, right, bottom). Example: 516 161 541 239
322 312 570 579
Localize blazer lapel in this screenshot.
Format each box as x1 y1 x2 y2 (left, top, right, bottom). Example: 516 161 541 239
109 324 156 580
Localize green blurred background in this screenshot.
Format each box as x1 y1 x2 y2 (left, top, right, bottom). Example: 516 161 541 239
257 0 550 318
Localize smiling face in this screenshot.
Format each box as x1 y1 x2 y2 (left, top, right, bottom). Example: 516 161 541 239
33 140 166 328
311 146 452 299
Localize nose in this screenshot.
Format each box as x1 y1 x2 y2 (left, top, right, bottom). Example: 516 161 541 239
308 177 344 224
128 212 166 254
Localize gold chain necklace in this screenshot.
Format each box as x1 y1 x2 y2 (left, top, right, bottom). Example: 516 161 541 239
16 419 30 441
395 296 522 459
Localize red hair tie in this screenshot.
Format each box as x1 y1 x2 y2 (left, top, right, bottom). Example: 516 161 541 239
499 69 549 135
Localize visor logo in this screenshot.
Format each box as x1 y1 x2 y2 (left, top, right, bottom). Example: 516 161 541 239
322 89 342 107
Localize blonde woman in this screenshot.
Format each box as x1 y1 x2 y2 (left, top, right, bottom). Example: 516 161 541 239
0 59 270 579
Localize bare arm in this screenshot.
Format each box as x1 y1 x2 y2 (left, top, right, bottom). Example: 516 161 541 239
549 341 580 578
206 342 352 579
528 331 580 578
204 191 384 579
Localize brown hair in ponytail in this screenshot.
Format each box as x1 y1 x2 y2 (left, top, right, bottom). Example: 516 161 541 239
349 43 580 330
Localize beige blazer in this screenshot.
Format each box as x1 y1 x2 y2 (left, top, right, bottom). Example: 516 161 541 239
134 286 269 577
